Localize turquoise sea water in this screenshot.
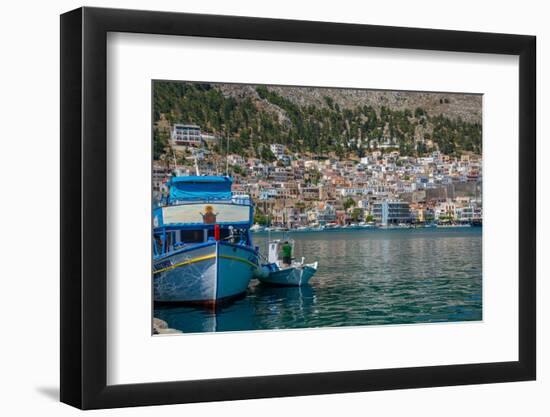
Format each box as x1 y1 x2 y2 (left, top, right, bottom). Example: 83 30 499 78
154 228 482 333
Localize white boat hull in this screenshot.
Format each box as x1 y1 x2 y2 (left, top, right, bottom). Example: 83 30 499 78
153 242 258 304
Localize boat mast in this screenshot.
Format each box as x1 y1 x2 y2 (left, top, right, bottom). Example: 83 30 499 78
225 130 230 176
193 149 200 176
267 224 271 260
172 149 178 175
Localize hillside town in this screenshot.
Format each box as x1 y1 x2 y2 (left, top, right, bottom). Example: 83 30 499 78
153 123 482 229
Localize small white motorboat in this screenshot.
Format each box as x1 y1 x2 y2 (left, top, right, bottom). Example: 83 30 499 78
255 240 318 286
250 223 265 233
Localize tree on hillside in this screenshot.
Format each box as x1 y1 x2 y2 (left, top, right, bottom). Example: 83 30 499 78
153 129 170 160
343 197 356 210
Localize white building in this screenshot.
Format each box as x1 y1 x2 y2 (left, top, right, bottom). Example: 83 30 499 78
357 199 370 210
417 156 435 165
171 124 202 147
299 185 321 201
307 204 336 225
456 205 482 222
152 162 170 194
434 201 458 220
200 132 218 143
339 187 369 197
372 200 412 225
270 143 286 158
227 154 245 166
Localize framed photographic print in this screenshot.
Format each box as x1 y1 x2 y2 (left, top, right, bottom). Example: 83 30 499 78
60 7 536 409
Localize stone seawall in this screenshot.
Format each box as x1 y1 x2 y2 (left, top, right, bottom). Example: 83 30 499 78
153 318 182 335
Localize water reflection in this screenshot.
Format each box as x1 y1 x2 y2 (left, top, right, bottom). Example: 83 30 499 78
155 283 316 333
155 228 482 333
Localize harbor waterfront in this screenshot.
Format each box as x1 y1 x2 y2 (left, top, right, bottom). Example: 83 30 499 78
152 81 484 334
154 227 482 333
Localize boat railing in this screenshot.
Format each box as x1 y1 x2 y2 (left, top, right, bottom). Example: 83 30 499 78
156 193 253 207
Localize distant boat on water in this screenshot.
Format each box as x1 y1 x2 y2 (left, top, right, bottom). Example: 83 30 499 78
250 223 265 232
436 223 472 228
152 176 259 305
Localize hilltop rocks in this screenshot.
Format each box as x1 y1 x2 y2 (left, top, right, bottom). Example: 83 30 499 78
216 83 482 124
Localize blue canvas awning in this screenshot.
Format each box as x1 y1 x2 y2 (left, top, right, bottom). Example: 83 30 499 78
168 176 233 202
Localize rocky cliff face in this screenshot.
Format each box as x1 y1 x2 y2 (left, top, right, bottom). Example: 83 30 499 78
216 83 482 124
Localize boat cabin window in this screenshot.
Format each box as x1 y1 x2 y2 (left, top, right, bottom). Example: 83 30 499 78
178 229 203 244
155 226 250 255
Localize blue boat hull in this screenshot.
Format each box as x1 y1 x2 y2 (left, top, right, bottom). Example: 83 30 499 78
153 242 258 304
258 262 318 286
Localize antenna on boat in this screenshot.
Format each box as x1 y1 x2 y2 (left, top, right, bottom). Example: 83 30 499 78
192 149 200 176
172 149 178 175
194 155 200 176
267 216 271 259
225 131 230 177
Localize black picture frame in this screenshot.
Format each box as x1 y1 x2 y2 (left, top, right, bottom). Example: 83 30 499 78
60 6 536 410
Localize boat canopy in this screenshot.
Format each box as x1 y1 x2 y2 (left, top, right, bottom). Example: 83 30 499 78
168 176 232 202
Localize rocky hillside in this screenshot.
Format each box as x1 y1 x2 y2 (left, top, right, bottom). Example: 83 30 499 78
218 83 482 124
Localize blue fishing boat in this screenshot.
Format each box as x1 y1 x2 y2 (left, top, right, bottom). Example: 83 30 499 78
153 176 259 305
